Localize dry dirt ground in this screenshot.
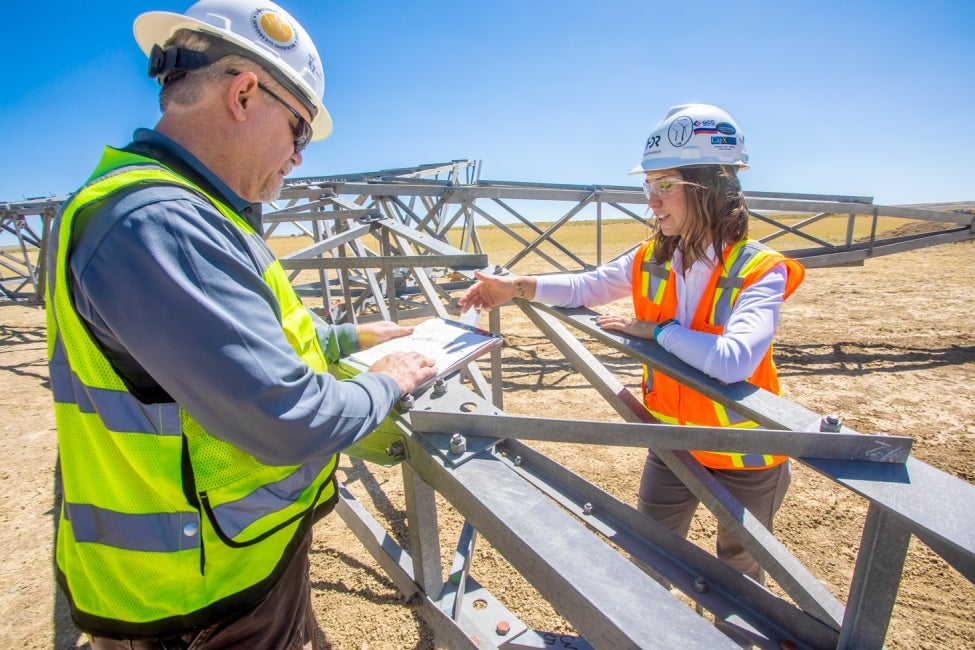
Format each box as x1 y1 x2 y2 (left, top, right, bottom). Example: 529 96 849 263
1 240 973 649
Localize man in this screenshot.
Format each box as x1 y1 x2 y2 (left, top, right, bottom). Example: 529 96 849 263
45 1 436 647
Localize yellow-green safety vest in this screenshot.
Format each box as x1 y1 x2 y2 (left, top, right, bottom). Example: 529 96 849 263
46 146 338 637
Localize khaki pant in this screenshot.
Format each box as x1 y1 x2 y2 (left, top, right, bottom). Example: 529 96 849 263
638 451 792 585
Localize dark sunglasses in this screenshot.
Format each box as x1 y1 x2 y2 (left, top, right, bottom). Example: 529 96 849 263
226 70 312 152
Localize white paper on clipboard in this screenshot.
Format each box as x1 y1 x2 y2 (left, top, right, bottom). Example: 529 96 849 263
344 317 501 380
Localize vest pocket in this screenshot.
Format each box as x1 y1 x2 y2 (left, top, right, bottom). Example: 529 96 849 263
199 461 332 548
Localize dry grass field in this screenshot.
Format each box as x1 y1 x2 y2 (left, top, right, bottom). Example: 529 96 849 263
1 214 973 649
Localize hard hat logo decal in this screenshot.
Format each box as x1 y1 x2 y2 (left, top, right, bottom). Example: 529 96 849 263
251 9 297 50
692 119 718 135
307 53 323 84
632 104 747 173
643 134 661 155
668 116 694 148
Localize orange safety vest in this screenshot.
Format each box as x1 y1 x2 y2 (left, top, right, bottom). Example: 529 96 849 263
631 238 804 469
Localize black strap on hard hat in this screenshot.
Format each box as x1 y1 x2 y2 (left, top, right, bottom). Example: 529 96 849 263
147 39 241 84
146 38 317 119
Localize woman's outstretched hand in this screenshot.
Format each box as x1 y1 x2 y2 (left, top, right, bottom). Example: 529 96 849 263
458 270 535 313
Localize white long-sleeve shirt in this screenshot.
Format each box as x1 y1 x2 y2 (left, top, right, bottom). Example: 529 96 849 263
532 245 787 384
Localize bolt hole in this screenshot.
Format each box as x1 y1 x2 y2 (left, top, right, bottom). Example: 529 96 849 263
460 402 477 413
473 599 488 610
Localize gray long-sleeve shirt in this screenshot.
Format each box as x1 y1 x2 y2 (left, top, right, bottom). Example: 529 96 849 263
67 128 400 466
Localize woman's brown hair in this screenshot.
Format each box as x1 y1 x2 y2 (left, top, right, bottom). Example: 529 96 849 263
650 165 749 270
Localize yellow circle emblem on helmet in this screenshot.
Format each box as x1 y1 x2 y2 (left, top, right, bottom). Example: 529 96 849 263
257 10 295 47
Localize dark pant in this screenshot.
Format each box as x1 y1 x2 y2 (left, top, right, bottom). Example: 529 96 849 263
637 451 792 585
89 533 318 650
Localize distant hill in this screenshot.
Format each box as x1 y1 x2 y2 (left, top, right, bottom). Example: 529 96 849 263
897 201 975 213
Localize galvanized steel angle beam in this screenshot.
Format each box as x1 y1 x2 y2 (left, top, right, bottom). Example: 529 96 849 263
539 302 975 579
482 195 596 270
505 192 597 270
400 423 741 649
408 383 502 469
518 300 846 629
440 521 477 620
449 575 532 649
467 199 569 271
529 301 975 627
410 429 497 469
280 223 373 259
381 216 482 262
0 210 47 303
411 411 913 464
493 438 840 650
278 252 486 271
333 485 493 649
436 520 589 650
260 197 340 221
750 209 837 251
533 303 832 432
802 455 975 584
838 503 912 649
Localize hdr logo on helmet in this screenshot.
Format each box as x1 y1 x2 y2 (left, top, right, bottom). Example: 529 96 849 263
643 134 661 155
251 8 298 50
668 116 694 148
306 53 323 84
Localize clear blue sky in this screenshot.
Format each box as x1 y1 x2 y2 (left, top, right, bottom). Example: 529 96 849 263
2 0 973 207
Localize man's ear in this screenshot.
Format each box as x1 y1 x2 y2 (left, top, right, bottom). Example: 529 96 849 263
226 71 259 123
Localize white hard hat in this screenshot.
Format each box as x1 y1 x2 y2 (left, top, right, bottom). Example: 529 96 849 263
134 0 333 140
628 104 748 174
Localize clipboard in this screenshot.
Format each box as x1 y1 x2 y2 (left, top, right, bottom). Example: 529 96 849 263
340 317 502 383
333 318 502 465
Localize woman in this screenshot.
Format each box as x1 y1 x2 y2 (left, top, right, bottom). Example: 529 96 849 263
458 103 804 585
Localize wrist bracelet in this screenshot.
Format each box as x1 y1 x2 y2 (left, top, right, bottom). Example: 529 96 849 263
653 318 679 341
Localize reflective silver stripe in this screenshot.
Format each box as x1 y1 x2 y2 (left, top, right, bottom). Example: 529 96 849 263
716 276 745 290
212 459 330 538
739 454 773 467
713 289 735 324
64 502 200 552
712 249 759 325
640 259 670 280
241 231 276 273
49 337 180 436
641 259 668 302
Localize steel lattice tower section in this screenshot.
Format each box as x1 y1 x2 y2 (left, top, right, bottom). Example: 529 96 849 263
4 162 975 648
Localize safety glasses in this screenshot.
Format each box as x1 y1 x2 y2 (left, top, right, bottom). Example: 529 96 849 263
227 70 312 152
642 177 684 199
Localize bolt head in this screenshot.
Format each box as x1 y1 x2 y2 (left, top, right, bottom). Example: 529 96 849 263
449 433 467 454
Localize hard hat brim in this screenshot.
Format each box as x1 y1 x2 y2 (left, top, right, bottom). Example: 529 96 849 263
627 160 749 175
134 11 333 140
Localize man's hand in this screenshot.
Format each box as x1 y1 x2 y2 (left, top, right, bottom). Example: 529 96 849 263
356 321 413 350
369 351 437 396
